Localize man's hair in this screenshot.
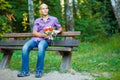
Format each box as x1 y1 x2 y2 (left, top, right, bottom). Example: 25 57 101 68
39 3 48 9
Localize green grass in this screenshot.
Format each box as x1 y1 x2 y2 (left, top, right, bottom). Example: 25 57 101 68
0 34 120 79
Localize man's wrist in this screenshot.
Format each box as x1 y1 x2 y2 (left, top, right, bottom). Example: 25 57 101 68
42 33 47 37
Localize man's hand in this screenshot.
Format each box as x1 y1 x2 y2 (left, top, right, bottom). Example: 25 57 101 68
53 29 62 35
53 30 59 35
42 33 50 39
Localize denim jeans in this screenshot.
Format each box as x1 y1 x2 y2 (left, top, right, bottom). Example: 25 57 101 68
21 39 48 73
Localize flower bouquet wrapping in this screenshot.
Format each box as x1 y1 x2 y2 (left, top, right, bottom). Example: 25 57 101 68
43 26 56 40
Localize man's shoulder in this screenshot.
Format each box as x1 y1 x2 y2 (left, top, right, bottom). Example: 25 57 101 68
35 18 41 22
49 15 58 20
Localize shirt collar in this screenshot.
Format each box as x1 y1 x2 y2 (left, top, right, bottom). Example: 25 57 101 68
40 15 51 21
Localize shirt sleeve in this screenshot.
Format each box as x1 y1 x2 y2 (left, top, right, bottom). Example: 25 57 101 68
33 20 39 31
54 18 62 29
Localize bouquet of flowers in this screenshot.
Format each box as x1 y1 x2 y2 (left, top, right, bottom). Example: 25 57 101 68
43 26 56 40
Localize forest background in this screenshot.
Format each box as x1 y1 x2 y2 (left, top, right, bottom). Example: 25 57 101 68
0 0 119 40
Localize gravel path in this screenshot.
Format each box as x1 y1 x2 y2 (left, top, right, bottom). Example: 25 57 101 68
0 69 95 80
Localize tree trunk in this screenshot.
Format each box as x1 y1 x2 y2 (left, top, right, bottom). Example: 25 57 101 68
28 0 34 31
111 0 120 32
73 0 80 18
66 0 74 31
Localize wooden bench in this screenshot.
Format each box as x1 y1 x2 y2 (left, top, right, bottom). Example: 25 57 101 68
0 31 80 71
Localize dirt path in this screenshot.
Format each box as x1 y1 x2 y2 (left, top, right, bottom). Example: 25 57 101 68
0 69 95 80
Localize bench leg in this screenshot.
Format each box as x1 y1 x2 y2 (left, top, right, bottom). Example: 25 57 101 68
60 51 72 71
0 49 13 69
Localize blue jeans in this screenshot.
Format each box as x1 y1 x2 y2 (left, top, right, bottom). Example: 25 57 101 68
21 39 48 73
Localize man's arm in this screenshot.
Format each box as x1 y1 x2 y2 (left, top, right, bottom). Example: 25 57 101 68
32 30 47 38
54 17 62 35
54 27 62 35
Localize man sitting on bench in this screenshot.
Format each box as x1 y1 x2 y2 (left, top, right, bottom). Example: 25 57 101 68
17 3 62 78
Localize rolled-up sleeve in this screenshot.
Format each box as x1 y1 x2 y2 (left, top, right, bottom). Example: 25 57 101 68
54 18 61 29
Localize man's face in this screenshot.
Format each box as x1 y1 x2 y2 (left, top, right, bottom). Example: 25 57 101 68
40 4 49 16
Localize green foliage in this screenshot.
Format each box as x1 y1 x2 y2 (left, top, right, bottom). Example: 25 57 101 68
74 0 118 41
0 0 118 41
0 0 12 38
0 0 30 39
0 0 11 10
22 12 29 31
4 0 29 32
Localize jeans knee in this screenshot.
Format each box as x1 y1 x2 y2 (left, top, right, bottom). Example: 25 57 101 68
38 40 48 50
22 44 31 54
22 44 28 51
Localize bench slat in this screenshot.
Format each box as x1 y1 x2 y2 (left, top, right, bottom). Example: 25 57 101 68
0 40 79 47
0 47 77 52
2 31 81 38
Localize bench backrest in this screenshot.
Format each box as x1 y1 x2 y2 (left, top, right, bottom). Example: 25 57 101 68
2 32 80 38
0 31 80 51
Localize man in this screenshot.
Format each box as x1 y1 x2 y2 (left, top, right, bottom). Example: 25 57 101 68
17 3 62 78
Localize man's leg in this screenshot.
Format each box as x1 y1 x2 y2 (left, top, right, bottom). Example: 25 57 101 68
35 40 48 78
18 39 37 77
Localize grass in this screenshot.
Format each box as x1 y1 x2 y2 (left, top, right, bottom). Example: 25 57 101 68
0 34 120 79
